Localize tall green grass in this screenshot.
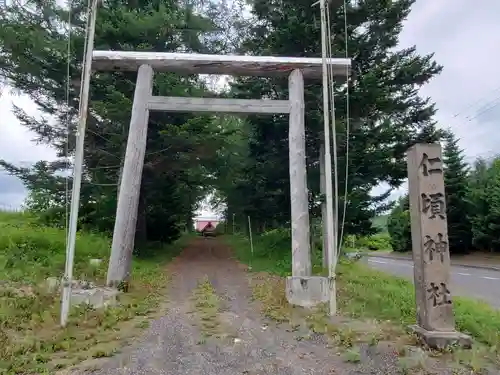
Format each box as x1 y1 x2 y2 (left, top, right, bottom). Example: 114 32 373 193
0 211 111 283
0 210 187 373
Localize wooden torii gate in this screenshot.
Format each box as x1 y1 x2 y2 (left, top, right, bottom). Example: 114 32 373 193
92 50 350 306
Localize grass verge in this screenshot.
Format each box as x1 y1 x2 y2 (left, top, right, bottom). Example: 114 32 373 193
226 233 500 371
0 211 187 374
337 261 500 348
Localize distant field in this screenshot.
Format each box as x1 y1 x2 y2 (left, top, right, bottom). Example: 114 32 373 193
371 214 388 231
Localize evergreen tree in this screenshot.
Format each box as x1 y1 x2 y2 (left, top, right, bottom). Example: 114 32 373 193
222 0 443 236
468 157 500 252
442 131 472 253
467 158 492 250
0 0 240 246
387 195 411 252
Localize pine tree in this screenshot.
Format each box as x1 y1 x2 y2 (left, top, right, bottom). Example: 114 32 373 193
468 156 500 252
443 130 472 254
225 0 444 235
387 195 411 252
0 0 239 245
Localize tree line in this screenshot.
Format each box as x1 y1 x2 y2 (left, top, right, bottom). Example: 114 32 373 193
388 131 500 254
0 0 459 256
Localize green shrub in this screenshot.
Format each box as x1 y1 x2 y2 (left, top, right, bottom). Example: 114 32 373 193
387 196 411 253
258 228 292 257
214 221 226 235
225 229 294 276
356 232 392 251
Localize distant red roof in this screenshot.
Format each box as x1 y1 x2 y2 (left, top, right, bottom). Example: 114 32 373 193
195 220 219 231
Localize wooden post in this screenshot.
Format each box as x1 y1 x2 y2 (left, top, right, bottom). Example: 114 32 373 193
288 69 311 276
107 64 153 286
319 141 329 268
407 143 471 349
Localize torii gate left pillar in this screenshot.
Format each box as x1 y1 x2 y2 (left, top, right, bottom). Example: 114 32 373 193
92 51 351 307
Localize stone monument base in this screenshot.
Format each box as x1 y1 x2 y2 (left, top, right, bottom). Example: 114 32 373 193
409 325 472 349
71 287 120 309
285 276 331 308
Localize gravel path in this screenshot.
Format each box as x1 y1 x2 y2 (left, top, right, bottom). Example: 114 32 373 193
70 238 485 375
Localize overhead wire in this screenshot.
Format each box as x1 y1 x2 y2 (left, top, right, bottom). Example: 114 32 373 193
64 0 93 239
452 86 500 119
465 95 500 122
325 0 339 263
338 0 350 254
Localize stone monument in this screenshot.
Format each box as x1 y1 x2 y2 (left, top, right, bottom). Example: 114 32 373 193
407 143 472 349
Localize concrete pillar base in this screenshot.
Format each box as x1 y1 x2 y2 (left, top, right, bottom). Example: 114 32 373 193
285 276 332 308
409 325 472 349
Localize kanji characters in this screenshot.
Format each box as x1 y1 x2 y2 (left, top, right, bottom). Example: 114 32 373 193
423 233 448 263
427 282 452 307
421 192 446 219
420 153 442 176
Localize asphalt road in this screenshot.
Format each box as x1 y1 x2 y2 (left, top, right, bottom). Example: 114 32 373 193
365 256 500 308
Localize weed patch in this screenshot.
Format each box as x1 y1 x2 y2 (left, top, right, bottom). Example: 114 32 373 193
190 276 229 341
250 273 292 323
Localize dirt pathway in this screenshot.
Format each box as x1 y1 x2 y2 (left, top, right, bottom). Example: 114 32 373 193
71 238 476 375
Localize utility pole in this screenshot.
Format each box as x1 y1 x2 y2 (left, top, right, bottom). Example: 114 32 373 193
60 0 99 327
315 0 338 316
247 216 254 270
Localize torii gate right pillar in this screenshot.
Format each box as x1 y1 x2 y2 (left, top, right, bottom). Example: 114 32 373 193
288 69 311 277
286 69 330 308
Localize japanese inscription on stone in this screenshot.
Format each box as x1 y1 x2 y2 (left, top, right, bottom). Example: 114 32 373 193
423 233 448 263
419 151 447 265
427 282 452 307
419 153 443 176
421 192 446 220
407 143 455 332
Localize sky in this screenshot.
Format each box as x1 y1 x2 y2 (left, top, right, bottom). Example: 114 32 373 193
1 0 500 214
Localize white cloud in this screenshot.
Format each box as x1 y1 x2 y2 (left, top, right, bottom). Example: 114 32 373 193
373 0 500 203
398 0 500 160
0 91 57 208
0 92 56 163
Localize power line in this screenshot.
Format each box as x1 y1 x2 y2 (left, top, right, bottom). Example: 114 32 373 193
338 0 350 255
465 96 500 123
451 85 500 119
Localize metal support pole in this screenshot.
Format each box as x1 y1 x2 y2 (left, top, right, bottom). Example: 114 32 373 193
319 0 338 316
60 0 99 327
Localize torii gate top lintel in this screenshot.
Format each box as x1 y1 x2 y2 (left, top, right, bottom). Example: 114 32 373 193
92 50 351 79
